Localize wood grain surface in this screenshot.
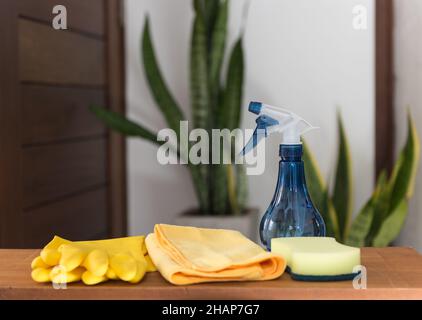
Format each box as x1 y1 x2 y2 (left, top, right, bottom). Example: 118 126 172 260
22 139 107 208
22 188 108 248
18 18 105 86
1 247 422 300
22 84 105 145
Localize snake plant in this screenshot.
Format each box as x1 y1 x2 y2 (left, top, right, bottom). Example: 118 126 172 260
304 112 420 247
91 0 247 215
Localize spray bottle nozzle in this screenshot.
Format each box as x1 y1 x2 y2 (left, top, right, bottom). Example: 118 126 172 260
240 101 317 156
248 101 262 115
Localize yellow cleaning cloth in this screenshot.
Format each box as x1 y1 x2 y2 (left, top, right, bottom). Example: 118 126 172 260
145 224 286 285
31 235 156 285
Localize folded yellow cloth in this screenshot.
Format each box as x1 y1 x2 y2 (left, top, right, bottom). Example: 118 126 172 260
31 235 157 285
145 224 286 285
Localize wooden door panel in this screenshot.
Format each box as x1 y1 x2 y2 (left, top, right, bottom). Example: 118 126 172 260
0 1 22 246
22 85 105 145
18 18 105 86
0 0 126 248
23 188 108 248
22 139 107 208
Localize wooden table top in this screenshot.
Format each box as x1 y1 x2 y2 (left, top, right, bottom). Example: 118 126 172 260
1 247 422 300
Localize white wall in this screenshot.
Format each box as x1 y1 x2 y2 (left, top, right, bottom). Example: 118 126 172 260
124 0 375 236
394 0 422 251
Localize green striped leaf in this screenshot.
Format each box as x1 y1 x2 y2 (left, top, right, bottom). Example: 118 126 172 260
204 0 220 44
303 141 326 211
215 37 244 214
210 138 228 215
323 194 341 240
345 200 374 248
206 3 225 217
193 0 203 15
208 1 229 213
208 0 228 104
369 112 420 246
141 18 185 136
366 174 392 245
368 112 419 245
332 114 353 241
372 200 408 247
303 142 340 239
226 164 237 214
188 163 210 213
220 39 244 129
236 164 248 212
389 112 420 211
90 106 157 143
190 11 210 130
190 8 211 213
346 171 387 247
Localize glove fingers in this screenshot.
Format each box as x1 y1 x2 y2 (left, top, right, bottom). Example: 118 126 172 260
50 266 84 284
82 249 108 277
110 253 137 282
129 260 147 284
59 244 86 272
43 236 71 250
31 267 52 283
33 236 149 285
40 248 61 266
31 256 50 269
141 242 147 255
106 267 118 280
82 271 107 285
144 254 157 272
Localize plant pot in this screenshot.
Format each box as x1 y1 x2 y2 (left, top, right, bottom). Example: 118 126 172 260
173 208 260 242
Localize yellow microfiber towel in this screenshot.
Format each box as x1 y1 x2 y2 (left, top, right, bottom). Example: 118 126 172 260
31 235 157 285
145 224 286 285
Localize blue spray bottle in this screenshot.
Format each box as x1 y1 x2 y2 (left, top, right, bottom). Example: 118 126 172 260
241 102 326 250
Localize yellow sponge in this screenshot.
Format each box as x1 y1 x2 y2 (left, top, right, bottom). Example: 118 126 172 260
271 237 361 281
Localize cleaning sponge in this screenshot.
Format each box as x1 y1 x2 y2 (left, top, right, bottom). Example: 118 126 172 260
271 237 361 281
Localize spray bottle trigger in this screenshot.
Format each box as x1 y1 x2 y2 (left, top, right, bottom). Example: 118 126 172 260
240 115 279 156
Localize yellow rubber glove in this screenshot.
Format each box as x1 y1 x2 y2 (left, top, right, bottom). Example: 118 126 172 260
40 248 61 266
31 256 50 269
58 244 88 272
82 249 109 277
106 267 118 280
145 254 157 272
130 260 147 284
82 271 108 285
31 235 152 285
31 267 52 283
49 266 84 284
110 253 138 281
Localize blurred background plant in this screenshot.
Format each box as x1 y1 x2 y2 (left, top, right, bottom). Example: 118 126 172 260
91 0 248 216
304 112 420 247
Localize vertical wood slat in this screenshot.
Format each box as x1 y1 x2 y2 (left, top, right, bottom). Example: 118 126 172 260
18 18 105 86
375 0 394 178
0 1 23 248
105 0 127 237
